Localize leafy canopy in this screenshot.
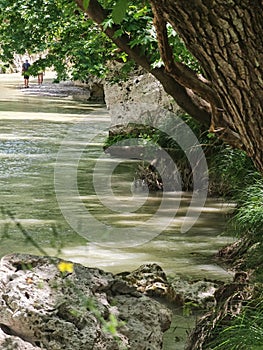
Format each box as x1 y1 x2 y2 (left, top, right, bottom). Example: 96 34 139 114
0 0 199 81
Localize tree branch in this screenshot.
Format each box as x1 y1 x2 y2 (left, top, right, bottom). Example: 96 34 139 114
152 67 211 124
74 0 211 125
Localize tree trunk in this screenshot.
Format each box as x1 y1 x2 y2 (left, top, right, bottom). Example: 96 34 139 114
150 0 263 173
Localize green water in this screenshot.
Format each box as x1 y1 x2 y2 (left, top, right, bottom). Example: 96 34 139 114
0 73 235 349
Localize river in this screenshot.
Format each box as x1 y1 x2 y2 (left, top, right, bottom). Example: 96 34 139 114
0 72 234 349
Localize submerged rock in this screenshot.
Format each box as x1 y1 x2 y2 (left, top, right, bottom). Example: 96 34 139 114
0 254 172 350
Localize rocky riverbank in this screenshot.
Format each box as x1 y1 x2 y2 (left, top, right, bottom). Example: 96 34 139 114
0 254 171 350
0 254 224 350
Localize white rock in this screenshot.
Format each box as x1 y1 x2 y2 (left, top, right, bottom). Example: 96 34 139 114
0 254 172 350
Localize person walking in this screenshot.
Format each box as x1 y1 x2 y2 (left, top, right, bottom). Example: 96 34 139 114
22 59 30 88
38 69 44 85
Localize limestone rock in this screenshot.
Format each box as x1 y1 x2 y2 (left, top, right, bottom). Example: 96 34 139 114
0 254 172 350
120 263 217 308
169 279 217 308
104 72 182 127
120 263 170 299
0 328 40 350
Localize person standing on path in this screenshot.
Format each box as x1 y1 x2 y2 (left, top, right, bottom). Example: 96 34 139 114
37 55 45 85
38 69 44 85
22 59 30 88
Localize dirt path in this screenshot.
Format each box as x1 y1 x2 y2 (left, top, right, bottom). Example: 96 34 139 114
20 71 91 100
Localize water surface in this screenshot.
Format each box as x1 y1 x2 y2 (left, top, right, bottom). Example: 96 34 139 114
0 73 235 349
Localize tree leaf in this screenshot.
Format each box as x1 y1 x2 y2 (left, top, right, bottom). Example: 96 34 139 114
83 0 90 10
112 0 129 24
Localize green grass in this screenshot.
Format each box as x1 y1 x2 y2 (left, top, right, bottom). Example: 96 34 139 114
208 294 263 350
228 180 263 238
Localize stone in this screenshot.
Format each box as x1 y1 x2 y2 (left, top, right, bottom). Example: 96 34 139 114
0 254 172 350
120 263 170 298
104 71 182 128
120 263 217 308
169 279 217 308
103 70 186 192
0 328 40 350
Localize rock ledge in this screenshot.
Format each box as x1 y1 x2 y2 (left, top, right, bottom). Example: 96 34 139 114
0 254 171 350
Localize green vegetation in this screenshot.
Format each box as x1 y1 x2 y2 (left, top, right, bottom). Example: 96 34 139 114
0 0 115 80
208 292 263 350
0 1 198 82
224 178 263 284
228 180 263 241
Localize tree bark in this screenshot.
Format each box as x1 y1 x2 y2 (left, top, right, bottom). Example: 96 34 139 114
150 0 263 173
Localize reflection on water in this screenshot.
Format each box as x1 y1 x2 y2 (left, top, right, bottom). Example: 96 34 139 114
0 73 234 283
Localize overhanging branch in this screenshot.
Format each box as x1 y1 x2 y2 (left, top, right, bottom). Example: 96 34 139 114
74 0 212 124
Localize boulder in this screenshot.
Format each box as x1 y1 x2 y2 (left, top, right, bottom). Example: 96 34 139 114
120 263 218 308
0 254 172 350
104 71 182 128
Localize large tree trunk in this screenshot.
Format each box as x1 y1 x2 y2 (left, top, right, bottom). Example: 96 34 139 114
151 0 263 173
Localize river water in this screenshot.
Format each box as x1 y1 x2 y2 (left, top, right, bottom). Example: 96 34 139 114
0 73 234 349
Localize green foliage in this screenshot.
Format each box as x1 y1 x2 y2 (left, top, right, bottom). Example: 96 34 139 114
28 57 47 76
83 0 90 10
208 144 263 240
183 301 200 317
112 0 129 24
208 294 263 350
0 0 200 81
228 180 263 238
166 24 200 72
0 0 115 80
206 154 263 350
208 145 260 197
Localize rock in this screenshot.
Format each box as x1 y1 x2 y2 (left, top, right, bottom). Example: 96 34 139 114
103 70 188 192
169 279 218 308
0 328 40 350
120 263 218 308
185 277 254 350
0 254 172 350
120 263 170 299
104 71 182 128
75 77 104 102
